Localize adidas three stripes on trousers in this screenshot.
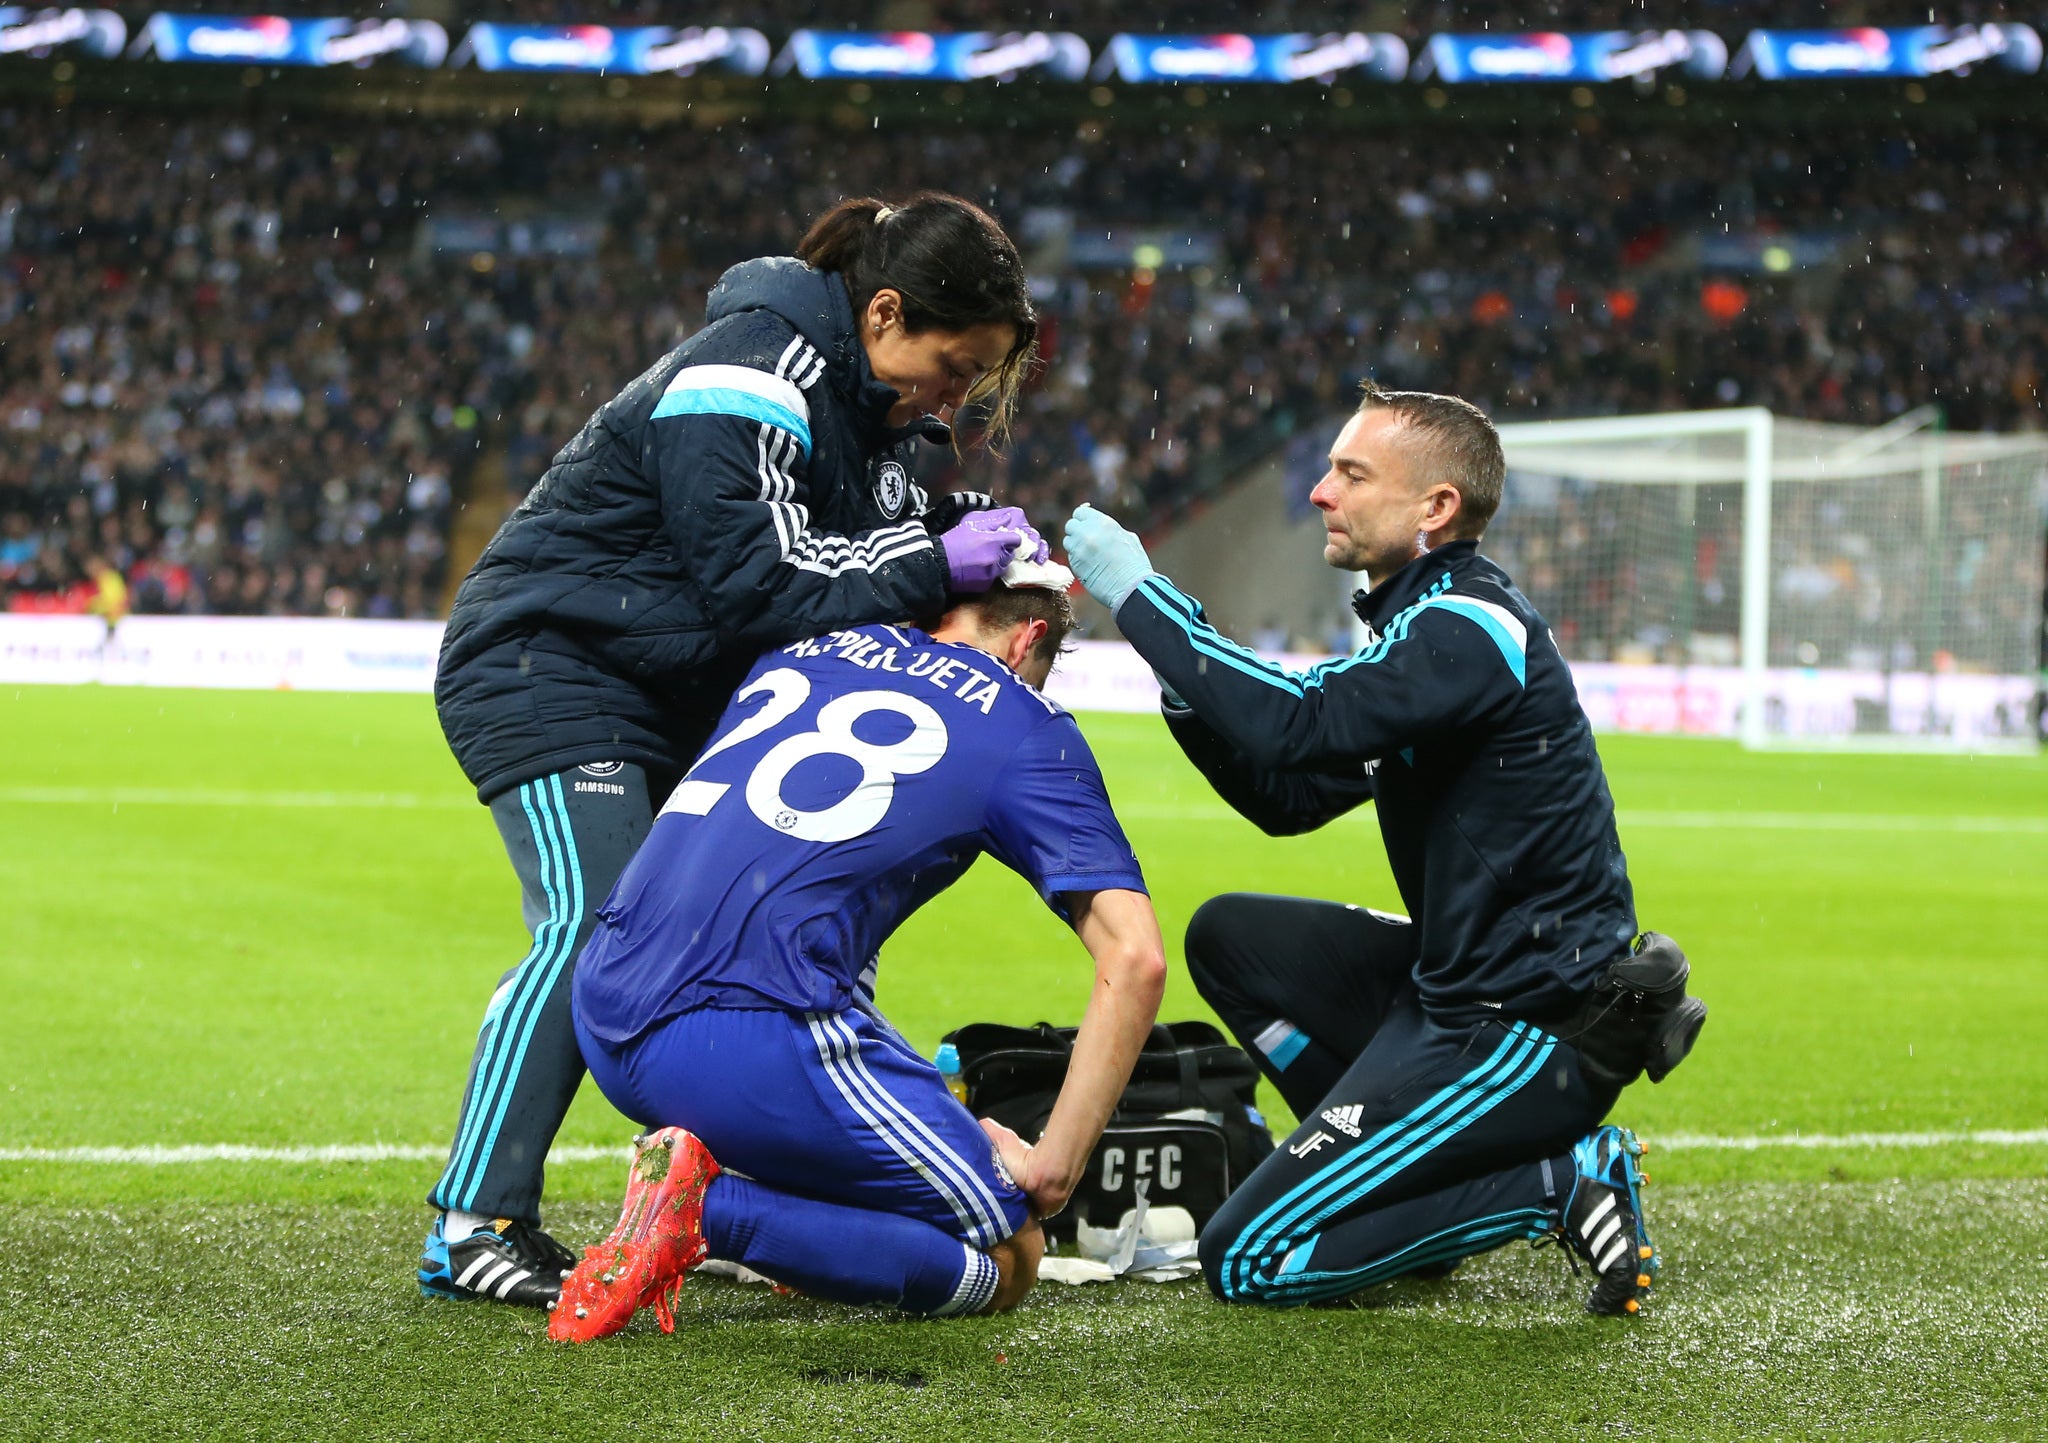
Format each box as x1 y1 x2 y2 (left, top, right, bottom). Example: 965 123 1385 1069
1185 892 1620 1305
428 763 658 1224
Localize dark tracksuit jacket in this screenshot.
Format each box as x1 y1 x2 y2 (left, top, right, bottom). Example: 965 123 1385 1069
437 257 965 803
424 258 983 1225
1120 539 1638 1022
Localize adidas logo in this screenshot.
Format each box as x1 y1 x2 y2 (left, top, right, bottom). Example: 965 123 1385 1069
1319 1104 1363 1138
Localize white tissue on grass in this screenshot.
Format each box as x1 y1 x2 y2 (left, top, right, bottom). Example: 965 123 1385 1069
1037 1255 1118 1285
1040 1185 1203 1285
698 1191 1203 1291
698 1258 776 1286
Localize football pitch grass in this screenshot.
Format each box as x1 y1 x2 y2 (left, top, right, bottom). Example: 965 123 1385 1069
3 684 2045 1441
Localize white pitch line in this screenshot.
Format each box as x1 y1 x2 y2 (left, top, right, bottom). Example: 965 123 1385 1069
3 1132 2045 1165
1656 1129 2048 1151
1619 811 2048 835
0 1144 630 1165
1117 803 2048 834
2 788 2044 834
0 788 466 809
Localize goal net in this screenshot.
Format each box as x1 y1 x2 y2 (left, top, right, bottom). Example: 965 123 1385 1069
1483 407 2047 750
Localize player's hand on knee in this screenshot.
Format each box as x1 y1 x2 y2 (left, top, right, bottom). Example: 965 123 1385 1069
980 1116 1030 1175
981 1117 1071 1220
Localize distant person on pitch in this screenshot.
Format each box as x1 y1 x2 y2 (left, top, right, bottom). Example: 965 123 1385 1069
547 561 1165 1341
1060 382 1706 1316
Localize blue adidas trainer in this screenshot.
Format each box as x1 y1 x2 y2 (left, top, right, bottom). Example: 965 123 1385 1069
419 1212 574 1308
1562 1125 1658 1315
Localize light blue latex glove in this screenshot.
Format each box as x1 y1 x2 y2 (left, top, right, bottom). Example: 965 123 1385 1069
1061 504 1155 614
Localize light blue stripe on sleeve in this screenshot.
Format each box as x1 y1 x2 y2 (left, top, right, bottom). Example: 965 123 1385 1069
1137 575 1305 695
1252 1018 1313 1070
1268 1031 1311 1069
650 387 812 455
1424 596 1528 685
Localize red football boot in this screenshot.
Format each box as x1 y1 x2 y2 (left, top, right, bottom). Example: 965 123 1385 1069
548 1127 721 1343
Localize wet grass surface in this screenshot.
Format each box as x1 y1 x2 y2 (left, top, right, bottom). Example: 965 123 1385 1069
6 689 2047 1439
5 1184 2045 1441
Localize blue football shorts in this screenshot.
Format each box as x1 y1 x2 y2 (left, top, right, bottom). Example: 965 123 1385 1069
577 1002 1031 1251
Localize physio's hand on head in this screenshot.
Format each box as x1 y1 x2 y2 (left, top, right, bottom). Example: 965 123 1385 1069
964 506 1050 564
1061 504 1155 614
939 510 1045 592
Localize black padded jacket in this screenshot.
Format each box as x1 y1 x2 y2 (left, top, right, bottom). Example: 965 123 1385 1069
1123 540 1639 1021
436 258 962 803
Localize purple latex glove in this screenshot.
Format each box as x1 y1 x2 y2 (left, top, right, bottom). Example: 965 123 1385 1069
962 506 1051 564
939 517 1027 593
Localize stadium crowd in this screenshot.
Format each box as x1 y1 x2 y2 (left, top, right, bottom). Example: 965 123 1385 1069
4 103 2045 619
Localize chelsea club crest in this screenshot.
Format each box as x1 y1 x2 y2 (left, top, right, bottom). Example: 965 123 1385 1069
873 459 909 520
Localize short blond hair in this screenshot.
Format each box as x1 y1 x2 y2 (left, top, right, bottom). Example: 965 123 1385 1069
1357 380 1505 537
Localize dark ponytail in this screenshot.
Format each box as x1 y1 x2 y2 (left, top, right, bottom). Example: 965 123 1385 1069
796 192 1037 444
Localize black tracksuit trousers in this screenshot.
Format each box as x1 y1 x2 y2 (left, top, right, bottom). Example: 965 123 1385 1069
1185 893 1619 1305
427 764 658 1224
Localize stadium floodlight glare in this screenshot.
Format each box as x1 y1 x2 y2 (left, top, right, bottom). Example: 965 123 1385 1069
1488 408 2047 751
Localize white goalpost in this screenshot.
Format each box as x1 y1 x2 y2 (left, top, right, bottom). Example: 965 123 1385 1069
1484 407 2047 751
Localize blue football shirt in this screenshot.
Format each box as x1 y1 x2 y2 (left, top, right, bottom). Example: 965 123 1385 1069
575 624 1147 1044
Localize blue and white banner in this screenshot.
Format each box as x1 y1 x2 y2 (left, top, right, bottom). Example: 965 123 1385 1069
48 15 2048 87
1100 32 1407 84
781 30 1087 82
135 13 445 67
458 23 766 75
637 25 769 76
1421 30 1726 83
0 7 124 57
313 17 446 67
0 614 2031 744
1737 25 2042 79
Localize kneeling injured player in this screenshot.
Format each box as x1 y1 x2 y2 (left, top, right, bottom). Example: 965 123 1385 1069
550 576 1166 1340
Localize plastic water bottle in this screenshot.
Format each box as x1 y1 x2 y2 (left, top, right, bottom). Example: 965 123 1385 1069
934 1043 969 1105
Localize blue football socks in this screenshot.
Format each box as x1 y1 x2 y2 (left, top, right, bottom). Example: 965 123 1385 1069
702 1174 998 1316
